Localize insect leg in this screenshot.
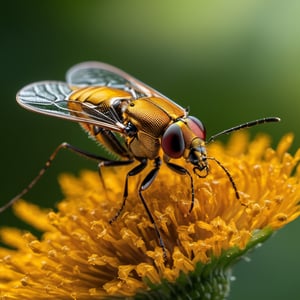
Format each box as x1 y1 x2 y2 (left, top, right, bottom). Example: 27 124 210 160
0 142 130 213
108 157 167 259
96 159 135 199
94 128 132 159
164 157 195 213
108 158 148 224
139 157 168 260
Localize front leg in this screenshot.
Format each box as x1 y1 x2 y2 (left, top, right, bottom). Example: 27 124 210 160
163 156 195 213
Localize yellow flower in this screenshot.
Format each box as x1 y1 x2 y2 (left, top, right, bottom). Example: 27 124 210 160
0 132 299 299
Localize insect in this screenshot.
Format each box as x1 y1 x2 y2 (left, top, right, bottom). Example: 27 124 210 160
2 62 280 260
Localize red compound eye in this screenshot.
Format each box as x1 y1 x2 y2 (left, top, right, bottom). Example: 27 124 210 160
162 123 185 158
187 116 206 140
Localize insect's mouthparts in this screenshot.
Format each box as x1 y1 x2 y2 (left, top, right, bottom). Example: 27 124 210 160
193 165 209 178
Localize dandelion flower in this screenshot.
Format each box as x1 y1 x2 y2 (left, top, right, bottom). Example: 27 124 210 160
0 132 299 299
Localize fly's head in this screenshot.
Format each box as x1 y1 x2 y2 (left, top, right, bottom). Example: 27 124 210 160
188 137 209 178
161 115 208 177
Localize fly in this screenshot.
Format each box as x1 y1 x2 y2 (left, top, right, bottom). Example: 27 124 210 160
1 62 280 260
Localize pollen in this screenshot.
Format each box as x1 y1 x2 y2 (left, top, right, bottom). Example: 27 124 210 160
0 132 299 299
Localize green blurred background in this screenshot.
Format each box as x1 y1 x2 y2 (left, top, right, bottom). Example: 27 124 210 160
1 1 299 299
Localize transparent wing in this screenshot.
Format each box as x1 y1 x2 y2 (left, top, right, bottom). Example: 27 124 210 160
66 61 185 111
16 81 126 132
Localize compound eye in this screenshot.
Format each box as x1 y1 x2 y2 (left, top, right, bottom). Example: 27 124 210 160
187 116 206 140
162 123 185 158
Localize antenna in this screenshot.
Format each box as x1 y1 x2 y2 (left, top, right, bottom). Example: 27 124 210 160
207 117 280 143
